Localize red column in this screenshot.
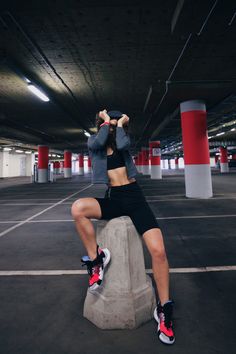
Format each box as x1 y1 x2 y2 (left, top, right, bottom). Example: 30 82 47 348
78 153 84 175
64 150 72 178
175 157 179 170
137 151 142 173
38 146 49 183
180 100 212 198
141 147 150 175
220 146 229 173
87 156 92 173
149 141 161 179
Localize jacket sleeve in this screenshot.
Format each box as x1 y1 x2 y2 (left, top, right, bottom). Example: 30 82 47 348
116 127 131 150
87 124 109 150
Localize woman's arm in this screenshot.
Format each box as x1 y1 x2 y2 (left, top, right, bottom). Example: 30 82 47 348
87 124 109 150
87 109 110 150
116 114 131 150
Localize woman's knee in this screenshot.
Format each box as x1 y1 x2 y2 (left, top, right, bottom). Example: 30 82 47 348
71 199 86 219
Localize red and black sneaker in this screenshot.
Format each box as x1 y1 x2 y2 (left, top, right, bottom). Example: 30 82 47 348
81 245 111 292
154 300 175 345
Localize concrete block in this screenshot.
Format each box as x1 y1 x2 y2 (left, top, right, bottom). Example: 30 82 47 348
83 216 156 329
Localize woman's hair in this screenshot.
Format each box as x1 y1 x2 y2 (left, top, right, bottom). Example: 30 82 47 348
95 112 129 151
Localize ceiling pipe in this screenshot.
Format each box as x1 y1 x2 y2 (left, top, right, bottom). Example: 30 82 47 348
136 1 221 149
134 33 192 148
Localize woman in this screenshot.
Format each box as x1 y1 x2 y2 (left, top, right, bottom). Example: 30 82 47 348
71 109 175 345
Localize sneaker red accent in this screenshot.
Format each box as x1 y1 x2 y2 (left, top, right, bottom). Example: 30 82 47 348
81 246 111 291
154 301 175 345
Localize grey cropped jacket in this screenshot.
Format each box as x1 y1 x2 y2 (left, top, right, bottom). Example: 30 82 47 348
87 124 138 184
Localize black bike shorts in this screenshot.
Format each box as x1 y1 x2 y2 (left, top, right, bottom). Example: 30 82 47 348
95 181 160 236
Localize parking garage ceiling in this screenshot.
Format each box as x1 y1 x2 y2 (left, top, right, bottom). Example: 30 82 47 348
0 0 236 154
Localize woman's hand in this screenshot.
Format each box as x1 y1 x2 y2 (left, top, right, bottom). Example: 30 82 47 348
117 114 129 127
99 109 110 122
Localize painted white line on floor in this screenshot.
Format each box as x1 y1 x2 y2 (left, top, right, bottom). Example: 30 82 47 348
156 214 236 220
1 213 236 224
0 198 62 201
0 203 55 206
147 197 236 202
0 184 92 238
0 265 235 276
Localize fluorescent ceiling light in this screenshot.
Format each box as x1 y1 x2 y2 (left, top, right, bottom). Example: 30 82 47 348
231 128 235 131
52 154 56 157
216 132 225 136
3 147 12 151
15 150 23 153
25 151 31 154
27 84 50 102
84 130 91 137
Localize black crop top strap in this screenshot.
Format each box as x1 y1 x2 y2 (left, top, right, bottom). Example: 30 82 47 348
107 150 126 170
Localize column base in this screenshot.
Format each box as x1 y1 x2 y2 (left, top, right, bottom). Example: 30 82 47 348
151 165 162 179
220 163 229 173
140 165 150 175
64 168 72 178
38 169 48 183
78 167 84 175
185 164 213 198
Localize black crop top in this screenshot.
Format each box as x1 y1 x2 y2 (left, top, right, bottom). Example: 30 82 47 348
107 150 126 170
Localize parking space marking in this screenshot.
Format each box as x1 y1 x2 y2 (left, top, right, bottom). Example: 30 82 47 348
1 213 236 224
0 265 235 276
156 214 236 220
0 184 92 238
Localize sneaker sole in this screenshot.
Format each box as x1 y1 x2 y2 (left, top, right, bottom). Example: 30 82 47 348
154 308 175 345
88 248 111 292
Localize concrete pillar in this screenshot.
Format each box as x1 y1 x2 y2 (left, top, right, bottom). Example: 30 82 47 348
0 151 10 177
60 161 64 174
133 155 138 171
220 147 229 173
38 146 49 183
137 152 142 173
149 141 162 179
141 147 150 175
168 159 171 169
53 161 60 174
64 151 72 178
56 161 61 174
83 216 156 329
87 156 92 173
180 100 212 198
78 153 84 175
175 157 179 170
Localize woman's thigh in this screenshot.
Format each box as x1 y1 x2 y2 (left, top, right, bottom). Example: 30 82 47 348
72 197 103 219
127 202 160 235
94 197 124 220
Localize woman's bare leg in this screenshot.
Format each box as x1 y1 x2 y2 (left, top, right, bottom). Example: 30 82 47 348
143 228 170 305
71 198 102 260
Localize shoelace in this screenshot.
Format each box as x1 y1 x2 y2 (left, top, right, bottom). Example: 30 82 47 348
81 259 103 277
81 260 93 276
161 312 172 329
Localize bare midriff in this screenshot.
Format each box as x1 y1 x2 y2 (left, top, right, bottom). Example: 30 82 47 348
107 147 136 187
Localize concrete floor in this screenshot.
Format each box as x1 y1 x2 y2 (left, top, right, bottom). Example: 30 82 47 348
0 170 236 354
